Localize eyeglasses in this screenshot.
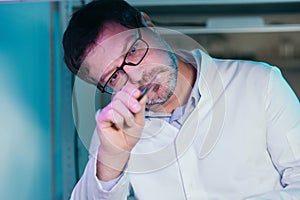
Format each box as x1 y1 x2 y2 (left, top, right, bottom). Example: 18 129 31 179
97 28 149 95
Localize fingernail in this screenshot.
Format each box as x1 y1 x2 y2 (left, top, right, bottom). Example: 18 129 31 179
133 89 141 98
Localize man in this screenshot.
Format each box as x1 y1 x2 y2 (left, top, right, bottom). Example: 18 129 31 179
63 0 300 199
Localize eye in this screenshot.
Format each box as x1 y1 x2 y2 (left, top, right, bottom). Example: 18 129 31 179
126 41 146 64
108 71 121 87
127 43 137 56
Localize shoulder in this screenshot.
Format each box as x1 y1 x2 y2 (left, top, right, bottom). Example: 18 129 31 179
214 57 273 75
212 57 277 86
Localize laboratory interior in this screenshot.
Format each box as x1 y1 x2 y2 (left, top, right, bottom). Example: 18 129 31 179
0 0 299 199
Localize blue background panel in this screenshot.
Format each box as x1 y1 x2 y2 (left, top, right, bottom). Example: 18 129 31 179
0 2 52 200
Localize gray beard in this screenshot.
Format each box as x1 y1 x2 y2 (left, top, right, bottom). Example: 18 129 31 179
146 66 177 108
145 50 178 109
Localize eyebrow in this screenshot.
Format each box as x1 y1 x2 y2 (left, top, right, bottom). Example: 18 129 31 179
99 32 138 84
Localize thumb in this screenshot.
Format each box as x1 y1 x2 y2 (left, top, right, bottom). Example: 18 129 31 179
134 95 147 126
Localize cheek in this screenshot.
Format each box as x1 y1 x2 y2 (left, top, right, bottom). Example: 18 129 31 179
81 58 106 84
86 67 105 85
146 49 175 67
125 67 144 81
152 49 167 61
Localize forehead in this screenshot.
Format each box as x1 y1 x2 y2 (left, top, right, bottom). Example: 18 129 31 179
80 22 136 81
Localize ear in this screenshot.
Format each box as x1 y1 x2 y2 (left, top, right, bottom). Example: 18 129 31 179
140 12 154 27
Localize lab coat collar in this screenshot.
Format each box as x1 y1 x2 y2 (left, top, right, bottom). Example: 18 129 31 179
172 49 225 160
192 49 226 159
128 50 226 174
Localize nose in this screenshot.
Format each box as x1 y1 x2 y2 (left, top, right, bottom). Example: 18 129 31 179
124 65 144 85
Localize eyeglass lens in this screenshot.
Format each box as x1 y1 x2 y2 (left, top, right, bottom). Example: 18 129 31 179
100 29 149 94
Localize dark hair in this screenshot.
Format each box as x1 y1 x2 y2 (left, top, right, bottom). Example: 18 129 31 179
62 0 145 77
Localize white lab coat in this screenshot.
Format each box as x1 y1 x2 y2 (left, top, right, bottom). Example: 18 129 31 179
71 50 300 200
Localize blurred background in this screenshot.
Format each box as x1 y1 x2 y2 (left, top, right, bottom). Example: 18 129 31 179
0 0 299 199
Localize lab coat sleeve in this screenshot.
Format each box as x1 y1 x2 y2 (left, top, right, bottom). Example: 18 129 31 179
70 129 131 200
246 67 300 199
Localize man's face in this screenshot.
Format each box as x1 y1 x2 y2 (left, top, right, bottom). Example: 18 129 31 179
81 22 178 109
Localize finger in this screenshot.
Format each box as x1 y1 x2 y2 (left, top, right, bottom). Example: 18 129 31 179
122 85 141 99
95 109 129 151
108 108 125 131
113 89 141 113
96 107 114 129
96 105 124 131
134 95 147 126
111 99 135 127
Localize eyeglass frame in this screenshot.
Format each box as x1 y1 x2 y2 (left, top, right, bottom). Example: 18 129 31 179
97 28 149 95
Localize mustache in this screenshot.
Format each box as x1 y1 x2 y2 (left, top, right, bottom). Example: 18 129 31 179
137 67 170 86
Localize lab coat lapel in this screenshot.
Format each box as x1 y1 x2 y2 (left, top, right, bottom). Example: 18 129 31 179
175 50 226 160
129 50 226 170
